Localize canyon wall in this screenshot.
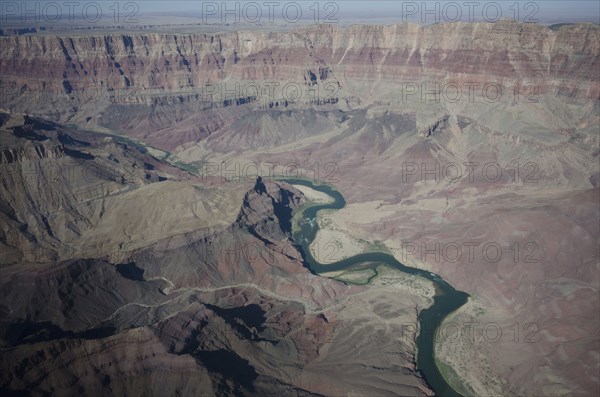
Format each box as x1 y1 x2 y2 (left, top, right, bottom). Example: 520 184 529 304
0 22 598 113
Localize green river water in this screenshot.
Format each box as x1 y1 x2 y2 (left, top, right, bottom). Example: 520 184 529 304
283 178 470 397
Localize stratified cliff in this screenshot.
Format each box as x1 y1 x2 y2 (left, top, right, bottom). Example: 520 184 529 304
1 22 598 100
0 22 598 152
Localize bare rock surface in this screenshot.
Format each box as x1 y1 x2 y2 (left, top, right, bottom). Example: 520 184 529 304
0 20 598 397
0 114 431 396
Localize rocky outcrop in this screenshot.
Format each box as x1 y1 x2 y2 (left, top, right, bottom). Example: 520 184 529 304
1 144 65 164
236 176 303 238
0 112 178 264
419 113 449 137
0 273 336 396
0 135 429 395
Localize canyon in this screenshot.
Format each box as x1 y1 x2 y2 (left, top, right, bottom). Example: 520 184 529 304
0 21 599 396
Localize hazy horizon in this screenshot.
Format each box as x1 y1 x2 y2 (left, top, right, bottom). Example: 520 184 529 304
1 0 599 28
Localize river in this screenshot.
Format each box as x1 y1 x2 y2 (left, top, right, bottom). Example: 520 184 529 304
282 178 470 397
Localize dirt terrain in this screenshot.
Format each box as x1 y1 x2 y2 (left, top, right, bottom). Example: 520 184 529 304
0 21 598 396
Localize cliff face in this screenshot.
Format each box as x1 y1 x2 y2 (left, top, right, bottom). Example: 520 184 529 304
0 22 598 108
1 22 597 155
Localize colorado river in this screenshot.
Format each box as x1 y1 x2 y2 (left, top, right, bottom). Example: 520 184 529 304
283 178 470 397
